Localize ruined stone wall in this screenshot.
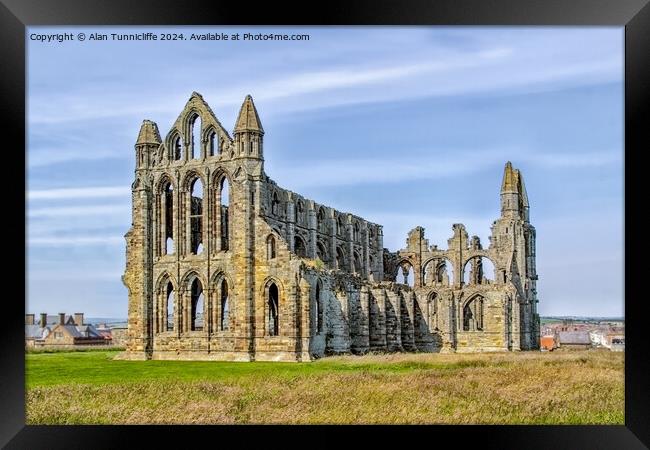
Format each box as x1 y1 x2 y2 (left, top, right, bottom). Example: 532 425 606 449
119 93 539 362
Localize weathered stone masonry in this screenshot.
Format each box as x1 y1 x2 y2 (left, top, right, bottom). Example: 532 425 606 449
118 92 540 362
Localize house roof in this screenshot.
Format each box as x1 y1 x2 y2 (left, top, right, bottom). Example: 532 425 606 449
558 331 591 345
53 324 103 339
40 315 75 326
25 325 46 339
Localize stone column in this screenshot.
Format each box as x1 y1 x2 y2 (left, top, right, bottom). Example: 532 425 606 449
185 187 192 254
355 286 370 353
175 287 184 337
370 288 387 350
400 291 416 351
286 200 295 253
347 218 354 273
511 297 521 350
363 223 370 279
308 207 317 258
376 227 384 281
297 278 311 360
385 291 403 352
214 185 222 253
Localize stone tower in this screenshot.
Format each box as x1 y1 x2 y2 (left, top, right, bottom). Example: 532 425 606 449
119 93 540 361
490 161 539 350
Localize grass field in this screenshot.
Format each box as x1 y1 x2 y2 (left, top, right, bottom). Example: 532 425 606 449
25 349 624 425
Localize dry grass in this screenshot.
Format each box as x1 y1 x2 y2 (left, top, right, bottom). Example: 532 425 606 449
26 349 623 425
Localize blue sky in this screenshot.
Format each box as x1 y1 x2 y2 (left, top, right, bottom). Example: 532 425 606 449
26 26 624 318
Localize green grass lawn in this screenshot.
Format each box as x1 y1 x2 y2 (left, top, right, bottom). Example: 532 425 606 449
25 349 624 425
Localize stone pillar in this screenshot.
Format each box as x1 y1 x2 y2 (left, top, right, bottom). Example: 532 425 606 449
355 286 370 353
328 213 337 268
363 223 370 279
298 278 311 361
287 200 295 253
330 217 338 269
400 291 416 351
185 187 192 254
347 217 354 273
385 291 403 352
370 288 387 350
308 206 317 258
376 227 384 281
176 287 184 337
440 293 456 352
214 185 222 253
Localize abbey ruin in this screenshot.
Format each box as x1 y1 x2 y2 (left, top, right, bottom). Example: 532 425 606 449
119 92 540 361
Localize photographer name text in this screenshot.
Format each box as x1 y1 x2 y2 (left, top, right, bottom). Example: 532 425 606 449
30 32 310 43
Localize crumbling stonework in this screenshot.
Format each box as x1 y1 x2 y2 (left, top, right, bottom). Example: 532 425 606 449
118 92 540 362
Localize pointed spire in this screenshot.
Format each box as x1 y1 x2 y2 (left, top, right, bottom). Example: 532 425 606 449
234 95 264 134
136 120 161 145
515 169 529 207
501 161 518 193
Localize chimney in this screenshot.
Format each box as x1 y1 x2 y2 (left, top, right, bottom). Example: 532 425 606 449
40 313 47 328
59 313 66 325
26 314 34 325
74 313 84 326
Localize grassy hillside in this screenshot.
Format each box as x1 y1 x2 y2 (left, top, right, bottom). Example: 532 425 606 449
25 349 624 425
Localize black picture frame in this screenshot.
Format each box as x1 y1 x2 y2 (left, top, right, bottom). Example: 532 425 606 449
2 0 647 447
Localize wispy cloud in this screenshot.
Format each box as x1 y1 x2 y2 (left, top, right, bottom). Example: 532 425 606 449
28 235 124 246
269 149 621 190
28 204 127 218
28 186 129 201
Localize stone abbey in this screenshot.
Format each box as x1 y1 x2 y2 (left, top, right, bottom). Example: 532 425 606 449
119 92 540 361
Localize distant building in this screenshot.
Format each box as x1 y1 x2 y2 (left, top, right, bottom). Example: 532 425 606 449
590 329 625 351
557 331 592 349
540 335 556 351
25 313 109 348
110 326 128 347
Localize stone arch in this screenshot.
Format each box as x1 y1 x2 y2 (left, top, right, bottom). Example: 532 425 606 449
422 257 455 287
156 273 177 333
316 240 329 264
427 290 439 330
314 278 324 333
180 270 207 291
317 207 327 233
211 271 233 332
167 129 183 161
187 111 202 159
353 221 360 242
267 234 277 259
181 169 206 192
156 271 178 292
395 259 414 287
203 124 219 157
213 169 232 252
294 234 308 258
462 255 496 286
336 246 347 271
155 172 176 193
295 199 306 226
462 293 485 331
156 175 176 256
336 214 345 237
189 276 205 331
262 277 284 337
181 171 206 255
353 250 363 275
271 190 281 216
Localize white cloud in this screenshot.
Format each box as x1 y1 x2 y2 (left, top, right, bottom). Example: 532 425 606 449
268 149 621 190
28 186 129 201
28 235 125 246
28 204 127 218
